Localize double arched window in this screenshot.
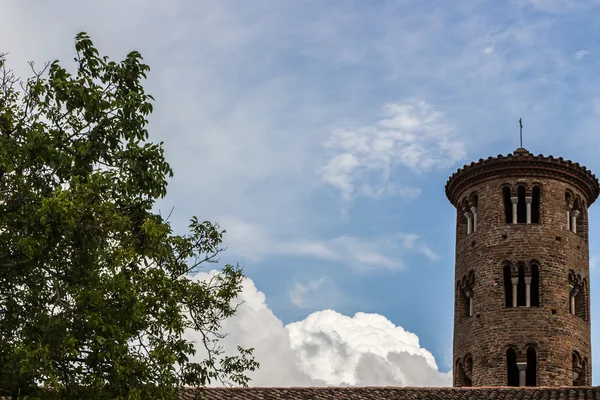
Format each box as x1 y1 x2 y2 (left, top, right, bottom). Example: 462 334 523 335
506 347 537 386
459 193 478 234
566 190 588 238
569 270 589 322
503 261 539 307
457 271 475 320
572 351 589 386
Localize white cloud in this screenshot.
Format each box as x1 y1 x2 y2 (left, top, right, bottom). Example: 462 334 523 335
321 101 465 206
483 46 494 55
218 217 437 271
288 277 347 309
575 50 590 60
395 233 439 261
188 271 451 386
287 310 451 386
289 277 328 307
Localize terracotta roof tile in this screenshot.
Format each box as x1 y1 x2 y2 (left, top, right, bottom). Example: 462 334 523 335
179 387 600 400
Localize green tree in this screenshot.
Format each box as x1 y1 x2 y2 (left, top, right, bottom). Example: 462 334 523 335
0 33 258 399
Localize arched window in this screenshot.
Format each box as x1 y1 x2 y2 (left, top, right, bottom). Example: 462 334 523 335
569 271 588 322
526 347 537 386
503 263 513 307
582 358 589 385
458 207 468 236
506 348 519 387
457 282 470 319
517 263 526 307
571 198 582 234
457 272 475 319
503 186 512 223
460 199 473 235
566 191 573 207
470 193 478 233
573 351 587 386
530 264 540 307
531 186 541 224
455 359 472 387
462 290 470 318
566 190 574 231
517 185 527 223
572 197 587 238
463 356 473 387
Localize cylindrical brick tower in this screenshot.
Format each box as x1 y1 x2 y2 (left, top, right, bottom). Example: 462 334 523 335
446 148 599 387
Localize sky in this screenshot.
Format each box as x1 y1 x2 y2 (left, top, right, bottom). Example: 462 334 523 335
3 0 600 387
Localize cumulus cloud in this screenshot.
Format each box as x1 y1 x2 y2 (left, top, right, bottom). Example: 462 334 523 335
218 217 437 271
321 101 465 205
188 271 451 387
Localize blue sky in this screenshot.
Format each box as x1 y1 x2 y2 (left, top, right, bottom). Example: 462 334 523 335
4 0 600 386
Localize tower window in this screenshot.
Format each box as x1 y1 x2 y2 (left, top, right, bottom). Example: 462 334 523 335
573 351 588 386
506 348 519 387
456 358 472 387
526 347 537 386
571 198 582 234
530 264 540 307
503 186 512 223
470 193 478 233
517 263 526 307
462 290 471 318
517 185 526 223
504 263 513 307
566 193 587 237
463 356 473 386
504 262 539 307
566 190 574 231
459 199 473 235
458 272 475 319
531 186 541 224
569 271 589 322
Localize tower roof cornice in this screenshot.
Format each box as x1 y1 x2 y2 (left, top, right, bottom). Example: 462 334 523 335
445 148 600 207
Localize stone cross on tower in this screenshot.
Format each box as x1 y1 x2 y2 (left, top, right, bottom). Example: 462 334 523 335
445 148 599 387
519 118 523 148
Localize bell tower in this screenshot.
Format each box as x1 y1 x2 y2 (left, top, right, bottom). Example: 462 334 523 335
445 148 599 387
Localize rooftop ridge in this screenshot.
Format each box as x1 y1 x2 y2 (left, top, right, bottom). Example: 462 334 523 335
180 386 600 399
189 386 600 389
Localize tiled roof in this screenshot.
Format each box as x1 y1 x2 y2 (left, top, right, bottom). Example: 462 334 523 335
180 387 600 400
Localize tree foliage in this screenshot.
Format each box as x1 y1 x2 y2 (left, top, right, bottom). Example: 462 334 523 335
0 33 258 399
